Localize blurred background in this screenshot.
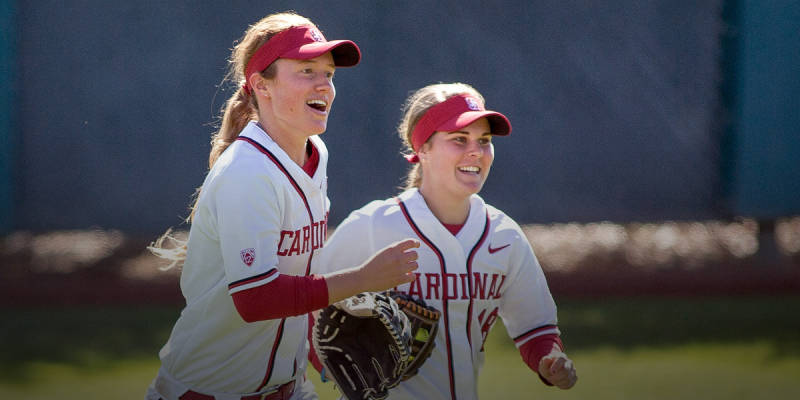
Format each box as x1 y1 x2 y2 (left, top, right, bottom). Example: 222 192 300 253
1 0 799 399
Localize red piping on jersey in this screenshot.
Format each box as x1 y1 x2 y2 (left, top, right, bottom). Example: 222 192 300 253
464 211 491 352
396 198 457 400
237 136 314 227
513 324 559 344
237 136 317 391
228 268 279 291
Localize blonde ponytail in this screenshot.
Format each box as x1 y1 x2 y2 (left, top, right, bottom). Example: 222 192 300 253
150 12 315 269
403 164 423 190
146 228 187 271
187 85 258 223
208 87 258 169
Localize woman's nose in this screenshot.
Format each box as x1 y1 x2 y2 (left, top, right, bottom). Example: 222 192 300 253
316 76 333 92
466 141 483 157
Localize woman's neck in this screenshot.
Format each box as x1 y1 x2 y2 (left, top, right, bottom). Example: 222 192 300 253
418 185 471 225
257 120 308 166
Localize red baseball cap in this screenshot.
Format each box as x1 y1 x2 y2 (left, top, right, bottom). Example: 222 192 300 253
408 94 512 158
243 25 361 93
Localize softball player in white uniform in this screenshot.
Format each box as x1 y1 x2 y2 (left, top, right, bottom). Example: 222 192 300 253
316 83 577 399
146 13 418 400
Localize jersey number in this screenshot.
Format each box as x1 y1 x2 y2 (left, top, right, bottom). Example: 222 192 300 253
476 306 499 352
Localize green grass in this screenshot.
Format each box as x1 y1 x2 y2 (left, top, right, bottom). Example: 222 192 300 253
477 342 800 399
2 295 799 399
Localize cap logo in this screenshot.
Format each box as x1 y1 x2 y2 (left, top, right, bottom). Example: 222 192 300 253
310 29 324 42
240 248 256 267
465 97 482 111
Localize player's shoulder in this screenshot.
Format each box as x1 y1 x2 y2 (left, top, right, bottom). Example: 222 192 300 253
348 196 402 219
482 201 529 244
199 141 286 206
218 140 265 169
328 197 398 239
208 144 274 183
484 203 523 231
334 194 409 231
212 125 294 179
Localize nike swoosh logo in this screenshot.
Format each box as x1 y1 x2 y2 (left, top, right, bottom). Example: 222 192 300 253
488 244 510 254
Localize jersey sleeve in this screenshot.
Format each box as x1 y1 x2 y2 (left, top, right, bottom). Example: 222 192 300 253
497 222 560 347
211 161 284 294
315 206 377 275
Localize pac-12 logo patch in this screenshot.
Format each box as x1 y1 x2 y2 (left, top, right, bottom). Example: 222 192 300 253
240 248 256 266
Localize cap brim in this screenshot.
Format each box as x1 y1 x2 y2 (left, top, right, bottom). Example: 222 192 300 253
438 111 512 136
283 40 361 67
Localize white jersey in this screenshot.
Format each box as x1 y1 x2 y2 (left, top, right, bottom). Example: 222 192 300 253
316 188 559 400
152 121 329 397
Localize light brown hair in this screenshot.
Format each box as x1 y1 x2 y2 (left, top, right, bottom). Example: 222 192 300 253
150 12 316 268
207 12 315 173
397 82 485 190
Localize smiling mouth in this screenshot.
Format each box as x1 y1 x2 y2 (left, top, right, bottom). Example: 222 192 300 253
458 166 481 174
306 99 328 112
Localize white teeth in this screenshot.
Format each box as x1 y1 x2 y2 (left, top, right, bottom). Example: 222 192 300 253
459 166 480 173
307 99 327 107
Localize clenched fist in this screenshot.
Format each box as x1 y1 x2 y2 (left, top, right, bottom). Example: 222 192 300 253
539 350 577 389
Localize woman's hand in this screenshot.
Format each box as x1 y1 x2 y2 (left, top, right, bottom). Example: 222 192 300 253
538 349 577 389
357 239 420 291
323 239 419 304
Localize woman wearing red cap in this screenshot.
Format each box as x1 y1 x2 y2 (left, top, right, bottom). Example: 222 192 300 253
146 12 419 400
316 83 577 399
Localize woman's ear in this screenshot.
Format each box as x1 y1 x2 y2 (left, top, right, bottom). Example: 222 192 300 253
250 73 270 98
418 142 432 162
